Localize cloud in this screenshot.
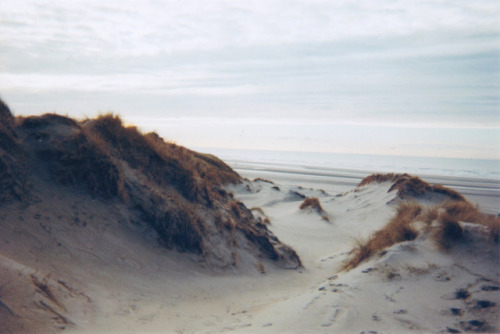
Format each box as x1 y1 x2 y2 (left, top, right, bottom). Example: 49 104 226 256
2 0 498 58
0 0 498 158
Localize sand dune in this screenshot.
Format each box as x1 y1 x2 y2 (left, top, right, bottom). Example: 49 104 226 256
225 177 499 333
2 171 497 333
1 102 498 333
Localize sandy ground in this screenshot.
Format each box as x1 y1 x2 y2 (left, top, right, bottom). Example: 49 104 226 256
1 169 498 333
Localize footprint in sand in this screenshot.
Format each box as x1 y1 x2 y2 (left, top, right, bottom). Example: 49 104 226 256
321 306 345 327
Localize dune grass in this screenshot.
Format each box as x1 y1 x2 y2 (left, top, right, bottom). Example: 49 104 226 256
344 199 500 270
299 197 330 222
0 103 302 267
344 202 420 270
300 197 325 213
358 173 466 201
82 113 240 202
82 114 200 201
41 132 121 198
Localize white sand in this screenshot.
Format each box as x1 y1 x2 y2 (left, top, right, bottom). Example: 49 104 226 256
1 170 498 333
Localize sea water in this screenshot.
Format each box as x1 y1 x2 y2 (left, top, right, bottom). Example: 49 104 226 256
195 147 500 181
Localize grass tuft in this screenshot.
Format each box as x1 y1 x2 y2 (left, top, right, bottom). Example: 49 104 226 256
343 202 420 270
300 197 325 213
344 197 500 270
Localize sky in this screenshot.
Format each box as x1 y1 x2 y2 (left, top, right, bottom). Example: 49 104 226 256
1 0 499 159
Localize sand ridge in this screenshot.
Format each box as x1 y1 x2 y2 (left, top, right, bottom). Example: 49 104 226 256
0 105 498 333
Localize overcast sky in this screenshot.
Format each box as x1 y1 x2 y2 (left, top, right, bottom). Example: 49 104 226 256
1 0 499 159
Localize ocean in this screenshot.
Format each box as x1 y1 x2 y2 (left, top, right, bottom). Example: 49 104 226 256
197 147 500 181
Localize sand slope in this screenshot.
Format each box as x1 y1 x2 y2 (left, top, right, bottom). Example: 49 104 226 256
0 109 300 333
1 105 498 333
1 167 498 333
222 177 499 333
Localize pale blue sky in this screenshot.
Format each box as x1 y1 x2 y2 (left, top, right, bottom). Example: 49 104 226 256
1 0 499 158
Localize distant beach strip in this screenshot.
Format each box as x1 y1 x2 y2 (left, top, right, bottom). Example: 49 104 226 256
196 149 500 215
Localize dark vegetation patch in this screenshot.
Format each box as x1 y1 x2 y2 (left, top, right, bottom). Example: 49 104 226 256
442 201 499 243
37 132 120 199
0 152 29 204
136 202 205 253
82 114 199 201
0 98 29 204
18 113 78 129
435 214 464 250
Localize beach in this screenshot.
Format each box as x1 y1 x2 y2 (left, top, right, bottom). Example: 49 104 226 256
1 135 499 333
61 158 498 333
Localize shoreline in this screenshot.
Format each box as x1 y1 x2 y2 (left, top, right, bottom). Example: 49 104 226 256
226 159 500 215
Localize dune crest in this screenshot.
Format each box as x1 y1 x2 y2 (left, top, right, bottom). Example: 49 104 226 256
0 101 300 332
